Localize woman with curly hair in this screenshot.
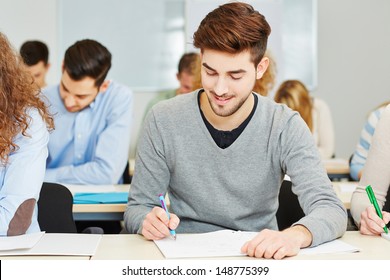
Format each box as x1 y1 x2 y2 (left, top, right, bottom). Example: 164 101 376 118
0 32 54 236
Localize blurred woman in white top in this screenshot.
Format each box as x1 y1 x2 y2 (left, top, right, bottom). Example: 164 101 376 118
274 80 335 159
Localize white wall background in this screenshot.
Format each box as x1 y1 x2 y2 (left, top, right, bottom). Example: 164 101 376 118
313 0 390 158
0 0 60 87
1 0 389 159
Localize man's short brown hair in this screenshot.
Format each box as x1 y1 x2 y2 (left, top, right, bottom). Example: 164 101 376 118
193 2 271 67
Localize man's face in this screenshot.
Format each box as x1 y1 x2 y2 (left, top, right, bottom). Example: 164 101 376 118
176 71 194 94
200 49 266 117
59 70 100 113
26 61 49 88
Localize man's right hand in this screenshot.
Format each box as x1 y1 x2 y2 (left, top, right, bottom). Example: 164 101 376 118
141 206 180 240
359 205 390 235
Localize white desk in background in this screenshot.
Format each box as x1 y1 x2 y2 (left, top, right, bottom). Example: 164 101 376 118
332 181 357 210
65 181 356 222
323 158 350 181
66 184 130 221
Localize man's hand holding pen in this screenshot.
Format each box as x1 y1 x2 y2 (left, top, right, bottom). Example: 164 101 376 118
141 206 180 240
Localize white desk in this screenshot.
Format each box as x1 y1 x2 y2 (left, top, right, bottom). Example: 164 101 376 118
91 231 390 260
332 181 356 210
2 231 388 260
323 158 350 180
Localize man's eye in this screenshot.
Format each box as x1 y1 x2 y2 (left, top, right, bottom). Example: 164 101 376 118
206 71 217 76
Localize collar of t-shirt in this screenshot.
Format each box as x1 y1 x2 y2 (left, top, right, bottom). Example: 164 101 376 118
197 89 258 149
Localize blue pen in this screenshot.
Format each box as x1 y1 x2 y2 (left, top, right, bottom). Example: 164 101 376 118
158 194 176 240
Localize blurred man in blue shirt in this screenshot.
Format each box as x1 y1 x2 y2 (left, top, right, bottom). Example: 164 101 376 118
44 39 133 185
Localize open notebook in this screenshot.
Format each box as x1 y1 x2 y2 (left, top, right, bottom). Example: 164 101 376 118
154 230 360 259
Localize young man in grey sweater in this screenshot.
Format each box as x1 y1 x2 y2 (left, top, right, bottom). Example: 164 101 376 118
125 2 347 259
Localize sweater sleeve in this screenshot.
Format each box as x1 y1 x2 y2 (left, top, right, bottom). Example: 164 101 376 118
350 105 390 226
278 110 347 246
124 109 171 234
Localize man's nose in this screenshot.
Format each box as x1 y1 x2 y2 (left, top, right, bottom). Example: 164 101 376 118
64 95 76 107
214 77 228 96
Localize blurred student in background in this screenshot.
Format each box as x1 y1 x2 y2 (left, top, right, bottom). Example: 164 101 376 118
143 52 199 120
350 104 390 235
274 80 335 159
43 39 133 185
43 39 133 234
0 33 53 236
20 40 50 89
349 101 390 181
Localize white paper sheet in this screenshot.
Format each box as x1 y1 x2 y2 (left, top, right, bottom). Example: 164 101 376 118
300 239 359 255
381 232 390 241
154 230 257 258
154 230 360 259
0 231 44 251
338 183 357 193
0 233 102 256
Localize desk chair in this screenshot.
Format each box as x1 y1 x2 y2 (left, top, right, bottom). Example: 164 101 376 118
276 180 305 230
122 161 132 184
38 182 77 233
39 183 104 234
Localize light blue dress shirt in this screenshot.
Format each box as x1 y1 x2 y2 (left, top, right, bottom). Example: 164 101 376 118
0 109 49 236
44 81 133 184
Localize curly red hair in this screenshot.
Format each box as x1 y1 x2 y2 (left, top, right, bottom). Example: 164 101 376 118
0 33 54 164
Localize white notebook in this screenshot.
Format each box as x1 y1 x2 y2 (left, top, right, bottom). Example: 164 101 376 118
0 231 44 251
0 233 101 256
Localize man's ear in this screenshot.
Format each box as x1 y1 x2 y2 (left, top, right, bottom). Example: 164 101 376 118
256 56 269 79
98 80 110 93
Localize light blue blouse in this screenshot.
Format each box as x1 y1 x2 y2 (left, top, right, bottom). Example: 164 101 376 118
44 81 133 184
0 109 49 236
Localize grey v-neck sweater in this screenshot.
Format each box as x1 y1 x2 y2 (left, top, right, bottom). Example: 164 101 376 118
125 90 347 247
